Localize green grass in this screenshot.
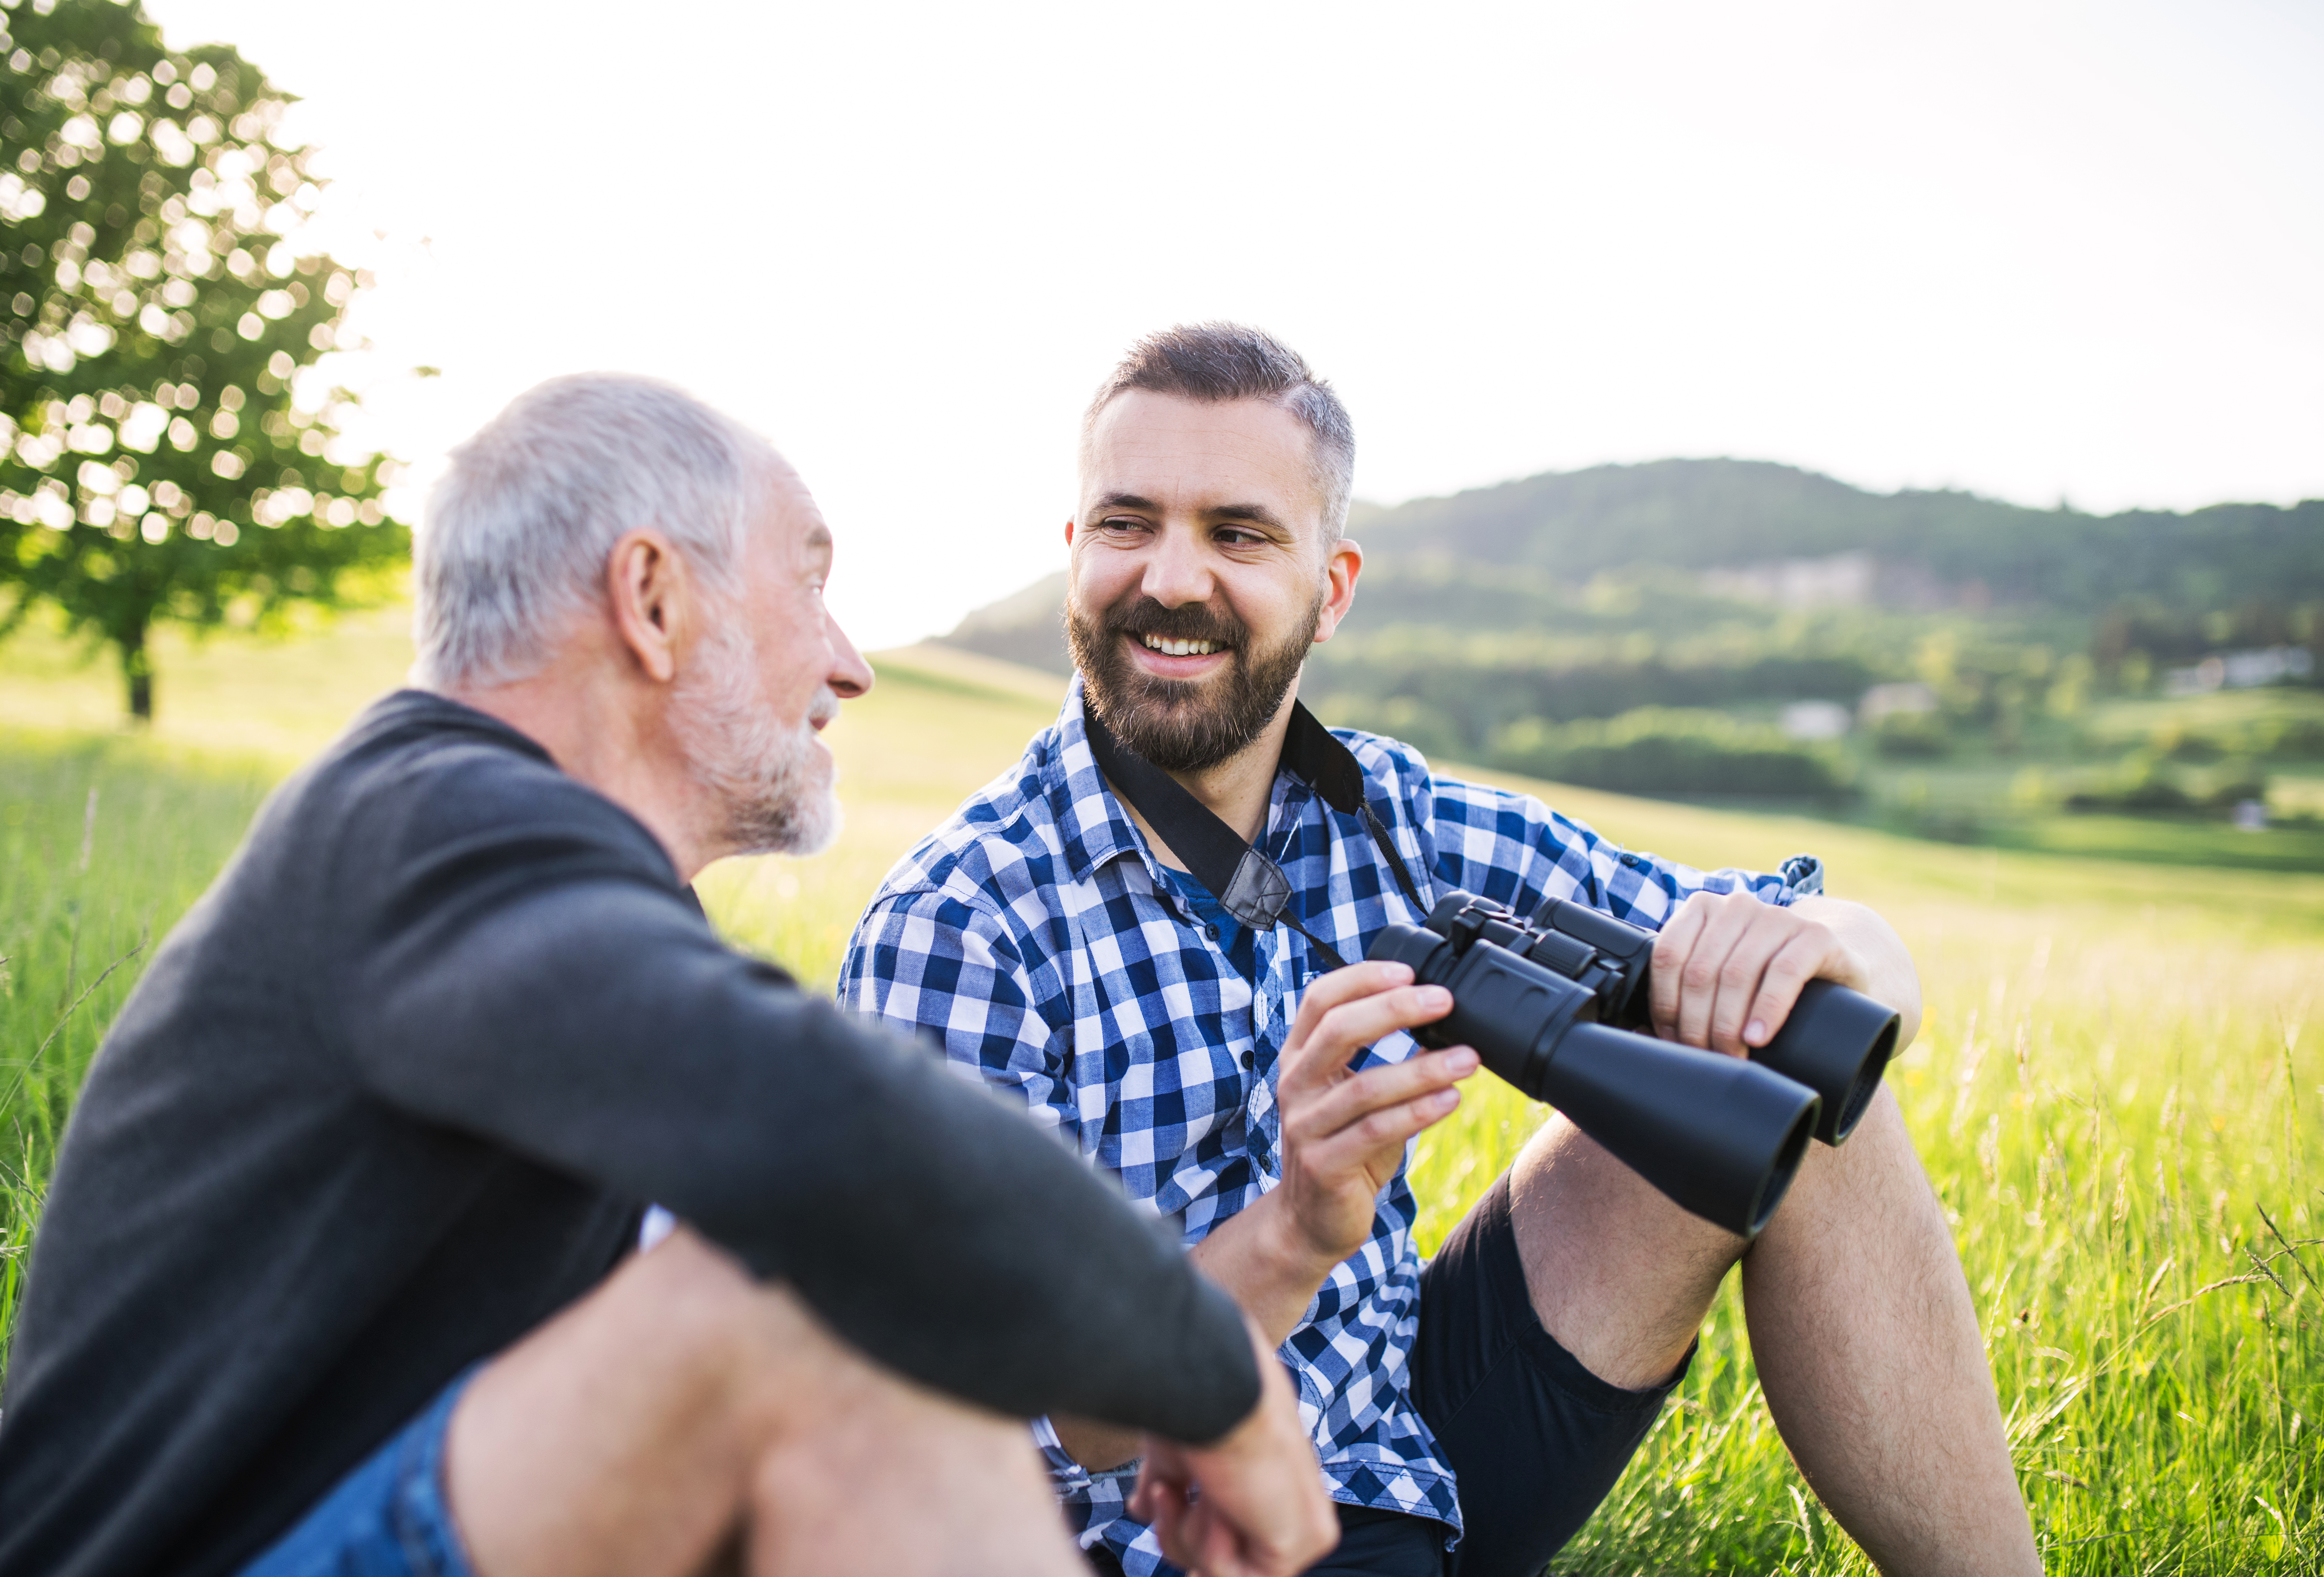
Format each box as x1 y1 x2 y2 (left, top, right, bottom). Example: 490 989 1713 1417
3 623 2319 1572
1403 778 2324 1572
0 732 276 1353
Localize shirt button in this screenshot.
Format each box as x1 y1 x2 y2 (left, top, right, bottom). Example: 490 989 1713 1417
1207 924 1220 940
1241 1051 1255 1069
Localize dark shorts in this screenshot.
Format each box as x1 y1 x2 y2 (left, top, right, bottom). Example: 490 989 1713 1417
1097 1174 1686 1577
236 1369 480 1577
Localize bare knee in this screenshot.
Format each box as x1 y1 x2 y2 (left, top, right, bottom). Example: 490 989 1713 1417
1507 1115 1742 1390
1754 1088 1941 1251
613 1228 843 1429
625 1230 778 1357
444 1232 813 1577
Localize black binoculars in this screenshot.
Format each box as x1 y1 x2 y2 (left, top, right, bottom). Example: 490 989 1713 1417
1368 889 1903 1238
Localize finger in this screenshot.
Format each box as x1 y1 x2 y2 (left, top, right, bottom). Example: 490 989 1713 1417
1301 1084 1465 1177
1140 1477 1195 1564
1149 1497 1199 1572
1289 1048 1478 1146
1156 1508 1206 1576
1128 1439 1189 1521
1707 920 1791 1056
1279 985 1453 1099
1153 1498 1225 1577
1303 985 1458 1066
1189 1507 1259 1577
1646 896 1711 1037
1743 930 1832 1048
1673 897 1759 1052
1281 959 1415 1053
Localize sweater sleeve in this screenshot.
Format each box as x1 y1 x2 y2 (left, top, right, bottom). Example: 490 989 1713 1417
335 788 1258 1445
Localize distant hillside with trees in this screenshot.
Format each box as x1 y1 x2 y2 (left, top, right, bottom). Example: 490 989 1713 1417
936 459 2323 847
1343 459 2319 614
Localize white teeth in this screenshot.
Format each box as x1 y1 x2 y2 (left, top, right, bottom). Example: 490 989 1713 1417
1142 634 1220 657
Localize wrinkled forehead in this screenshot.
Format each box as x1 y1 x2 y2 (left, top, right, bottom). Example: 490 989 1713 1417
1080 390 1327 527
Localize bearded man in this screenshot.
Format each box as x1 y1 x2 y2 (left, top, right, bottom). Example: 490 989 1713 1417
0 375 1336 1577
840 326 2041 1576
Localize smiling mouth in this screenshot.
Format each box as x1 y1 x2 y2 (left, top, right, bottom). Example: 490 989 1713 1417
1138 633 1229 657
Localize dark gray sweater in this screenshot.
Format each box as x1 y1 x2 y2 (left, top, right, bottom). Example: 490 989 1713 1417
0 691 1256 1577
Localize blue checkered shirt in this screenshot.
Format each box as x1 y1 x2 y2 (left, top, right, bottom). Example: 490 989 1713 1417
837 679 1798 1573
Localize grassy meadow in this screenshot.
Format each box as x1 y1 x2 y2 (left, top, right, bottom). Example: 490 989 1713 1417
2 614 2319 1573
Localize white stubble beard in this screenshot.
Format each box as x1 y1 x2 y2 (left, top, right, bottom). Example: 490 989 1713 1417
670 617 843 859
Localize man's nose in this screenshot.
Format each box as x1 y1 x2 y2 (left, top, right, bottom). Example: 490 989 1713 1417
1139 525 1214 609
825 608 874 699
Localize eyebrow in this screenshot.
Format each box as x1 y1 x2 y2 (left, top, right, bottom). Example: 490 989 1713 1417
1209 502 1289 531
1092 493 1291 532
804 524 833 551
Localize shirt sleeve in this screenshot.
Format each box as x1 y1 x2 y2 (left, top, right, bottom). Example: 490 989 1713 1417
840 885 1081 1146
333 790 1256 1444
1422 771 1798 930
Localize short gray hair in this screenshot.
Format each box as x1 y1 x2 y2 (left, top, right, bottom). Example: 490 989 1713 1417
1081 323 1356 537
414 373 776 689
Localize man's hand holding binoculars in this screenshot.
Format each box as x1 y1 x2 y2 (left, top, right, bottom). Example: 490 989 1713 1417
1267 963 1480 1289
1647 890 1876 1059
1180 963 1478 1352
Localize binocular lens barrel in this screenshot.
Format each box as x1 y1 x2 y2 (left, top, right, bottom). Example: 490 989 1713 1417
1758 981 1902 1145
1369 924 1818 1238
1526 891 1901 1147
1553 1021 1818 1238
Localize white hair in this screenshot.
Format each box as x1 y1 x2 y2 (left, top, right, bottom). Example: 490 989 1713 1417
413 373 778 689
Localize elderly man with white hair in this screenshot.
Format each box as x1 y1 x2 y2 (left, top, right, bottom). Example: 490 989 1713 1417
0 375 1337 1577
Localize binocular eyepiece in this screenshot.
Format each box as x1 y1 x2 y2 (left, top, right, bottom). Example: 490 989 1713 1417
1367 888 1904 1238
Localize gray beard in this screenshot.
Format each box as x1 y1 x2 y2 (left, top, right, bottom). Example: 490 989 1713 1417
670 619 841 858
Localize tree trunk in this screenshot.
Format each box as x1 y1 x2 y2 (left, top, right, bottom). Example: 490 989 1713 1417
121 624 153 723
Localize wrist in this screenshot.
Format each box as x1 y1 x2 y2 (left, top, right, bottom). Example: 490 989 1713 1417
1249 1188 1345 1293
1185 1189 1346 1356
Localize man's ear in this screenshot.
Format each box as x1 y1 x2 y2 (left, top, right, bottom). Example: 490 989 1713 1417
605 529 688 684
1312 536 1364 645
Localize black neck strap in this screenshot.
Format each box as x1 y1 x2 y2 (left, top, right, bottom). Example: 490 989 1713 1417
1082 697 1428 971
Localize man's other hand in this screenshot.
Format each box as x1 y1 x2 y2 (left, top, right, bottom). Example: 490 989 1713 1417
1271 959 1474 1275
1055 961 1473 1478
1647 891 1872 1057
1129 1318 1338 1577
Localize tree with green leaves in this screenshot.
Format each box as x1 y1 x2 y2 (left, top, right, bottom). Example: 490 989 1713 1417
0 0 403 721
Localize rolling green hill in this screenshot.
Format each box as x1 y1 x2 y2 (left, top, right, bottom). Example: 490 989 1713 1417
1345 459 2323 615
936 459 2324 860
942 458 2323 673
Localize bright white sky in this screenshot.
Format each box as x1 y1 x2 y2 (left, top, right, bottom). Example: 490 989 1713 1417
144 0 2324 650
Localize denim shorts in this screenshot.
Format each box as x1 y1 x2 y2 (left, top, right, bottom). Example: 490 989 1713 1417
237 1369 480 1577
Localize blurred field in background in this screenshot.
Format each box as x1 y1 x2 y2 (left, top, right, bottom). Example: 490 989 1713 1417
3 616 2317 1573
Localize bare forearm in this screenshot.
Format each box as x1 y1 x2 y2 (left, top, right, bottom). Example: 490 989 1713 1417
1060 963 1471 1478
1187 1193 1339 1349
1792 896 1922 1045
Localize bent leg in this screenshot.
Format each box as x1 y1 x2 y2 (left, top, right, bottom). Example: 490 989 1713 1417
444 1227 1081 1577
1740 1088 2037 1574
1505 1091 2037 1575
1507 1110 1743 1392
1415 1172 1696 1576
